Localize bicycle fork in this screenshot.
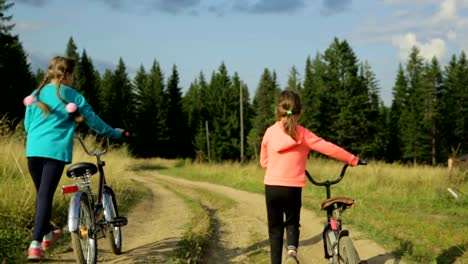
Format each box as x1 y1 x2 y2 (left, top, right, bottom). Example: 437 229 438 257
323 208 353 263
323 214 339 260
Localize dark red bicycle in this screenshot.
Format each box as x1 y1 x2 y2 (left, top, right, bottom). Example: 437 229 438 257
306 160 367 264
61 134 128 264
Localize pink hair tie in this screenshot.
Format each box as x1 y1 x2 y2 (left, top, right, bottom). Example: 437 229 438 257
23 95 35 106
66 103 78 113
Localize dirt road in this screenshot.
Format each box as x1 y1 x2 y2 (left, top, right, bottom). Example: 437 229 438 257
49 170 405 264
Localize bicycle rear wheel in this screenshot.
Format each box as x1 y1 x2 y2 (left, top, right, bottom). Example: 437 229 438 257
338 236 360 264
103 186 122 254
71 194 97 264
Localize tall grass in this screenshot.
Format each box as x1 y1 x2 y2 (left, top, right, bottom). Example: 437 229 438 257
0 123 140 263
156 158 467 263
1 115 466 263
0 121 34 263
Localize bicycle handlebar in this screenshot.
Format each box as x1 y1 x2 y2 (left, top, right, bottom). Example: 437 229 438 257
306 159 367 186
74 131 131 157
74 134 109 157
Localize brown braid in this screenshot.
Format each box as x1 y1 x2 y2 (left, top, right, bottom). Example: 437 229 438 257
276 90 302 141
32 56 85 122
34 76 51 116
55 75 69 105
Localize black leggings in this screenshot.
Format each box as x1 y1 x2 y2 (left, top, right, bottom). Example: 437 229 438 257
28 157 65 242
265 185 302 264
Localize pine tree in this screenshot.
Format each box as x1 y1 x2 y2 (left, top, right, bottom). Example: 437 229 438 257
0 0 35 124
65 36 80 87
99 69 114 120
439 55 458 160
359 60 387 159
132 64 147 111
99 58 133 130
34 68 45 88
421 57 443 164
65 36 79 61
0 0 14 34
454 52 468 156
388 64 408 161
145 60 168 157
250 68 280 160
301 54 327 134
320 38 369 153
204 63 237 160
401 46 428 164
183 72 209 161
440 52 468 158
76 50 100 113
132 63 161 158
165 64 190 158
287 65 302 92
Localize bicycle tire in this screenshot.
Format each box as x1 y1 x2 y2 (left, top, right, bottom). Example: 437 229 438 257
103 186 122 254
70 194 97 264
338 236 360 264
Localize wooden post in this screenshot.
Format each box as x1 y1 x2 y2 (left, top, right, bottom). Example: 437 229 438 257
448 157 453 172
206 121 211 162
240 80 244 163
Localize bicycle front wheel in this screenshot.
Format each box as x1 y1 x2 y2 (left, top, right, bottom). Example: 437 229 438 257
338 236 360 264
71 194 97 264
103 186 122 254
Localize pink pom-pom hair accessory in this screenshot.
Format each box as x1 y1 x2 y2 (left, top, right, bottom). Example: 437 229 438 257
23 95 35 106
66 103 77 113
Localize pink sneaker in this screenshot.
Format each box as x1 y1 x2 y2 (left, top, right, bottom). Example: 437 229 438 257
27 247 44 261
41 229 62 251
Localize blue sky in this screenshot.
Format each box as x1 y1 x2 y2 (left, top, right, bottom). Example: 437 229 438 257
11 0 468 106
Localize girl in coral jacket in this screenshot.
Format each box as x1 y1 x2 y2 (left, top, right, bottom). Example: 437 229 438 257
260 90 360 264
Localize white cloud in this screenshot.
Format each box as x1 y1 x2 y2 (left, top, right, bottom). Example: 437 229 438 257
15 21 43 32
392 32 447 60
447 29 457 40
352 0 468 56
432 0 457 23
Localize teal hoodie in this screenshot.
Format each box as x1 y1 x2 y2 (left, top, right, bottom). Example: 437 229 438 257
24 83 122 163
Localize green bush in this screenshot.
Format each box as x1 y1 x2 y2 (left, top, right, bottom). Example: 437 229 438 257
0 222 30 264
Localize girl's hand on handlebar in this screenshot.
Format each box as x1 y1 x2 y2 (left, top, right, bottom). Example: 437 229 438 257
115 128 131 138
358 159 367 165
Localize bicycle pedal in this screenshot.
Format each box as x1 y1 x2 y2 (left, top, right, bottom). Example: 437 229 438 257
111 216 128 227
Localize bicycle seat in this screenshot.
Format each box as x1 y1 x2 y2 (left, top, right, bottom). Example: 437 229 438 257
321 196 355 211
66 162 98 178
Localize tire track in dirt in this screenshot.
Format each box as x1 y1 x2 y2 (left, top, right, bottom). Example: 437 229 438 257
48 172 191 263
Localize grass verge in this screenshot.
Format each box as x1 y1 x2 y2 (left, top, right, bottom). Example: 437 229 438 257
156 179 234 264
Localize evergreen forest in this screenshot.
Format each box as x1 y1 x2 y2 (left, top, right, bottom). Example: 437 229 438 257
2 0 467 165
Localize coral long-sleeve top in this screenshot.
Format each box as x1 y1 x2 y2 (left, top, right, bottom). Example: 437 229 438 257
260 121 358 187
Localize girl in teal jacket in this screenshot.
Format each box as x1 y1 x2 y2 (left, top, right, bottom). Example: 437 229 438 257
24 56 123 261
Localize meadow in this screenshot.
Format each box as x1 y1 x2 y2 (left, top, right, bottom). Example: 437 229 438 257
155 158 468 263
0 123 467 263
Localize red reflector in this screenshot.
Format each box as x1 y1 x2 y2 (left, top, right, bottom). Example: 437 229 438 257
62 185 79 194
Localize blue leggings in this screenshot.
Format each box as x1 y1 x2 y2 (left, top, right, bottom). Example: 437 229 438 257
265 185 302 264
28 157 65 242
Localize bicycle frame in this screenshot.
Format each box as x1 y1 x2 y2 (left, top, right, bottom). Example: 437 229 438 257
306 164 358 261
62 135 110 236
61 134 127 263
